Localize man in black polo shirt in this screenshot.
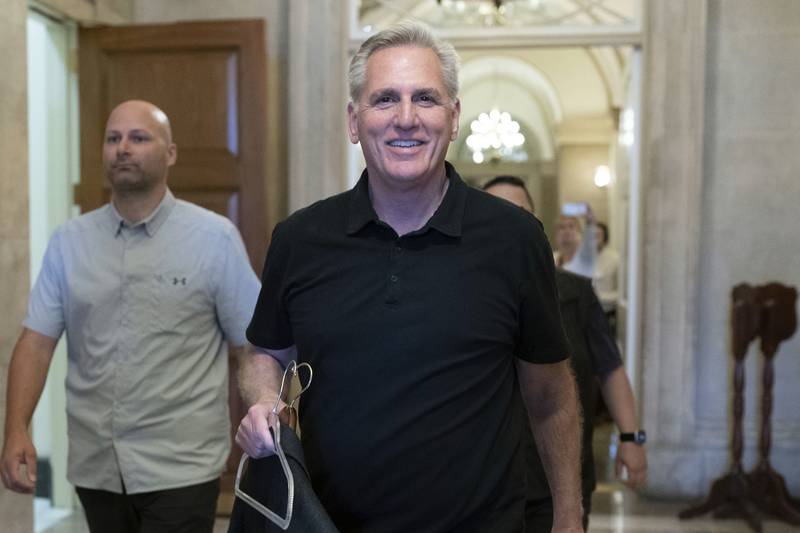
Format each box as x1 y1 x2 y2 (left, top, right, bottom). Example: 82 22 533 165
235 21 583 533
483 175 647 532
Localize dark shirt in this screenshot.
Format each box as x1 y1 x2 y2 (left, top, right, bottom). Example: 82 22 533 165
525 270 623 504
248 162 568 533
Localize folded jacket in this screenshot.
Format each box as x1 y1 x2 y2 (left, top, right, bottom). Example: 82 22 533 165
228 421 339 533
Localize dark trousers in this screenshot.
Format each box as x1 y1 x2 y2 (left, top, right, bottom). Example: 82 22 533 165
76 478 219 533
525 492 592 532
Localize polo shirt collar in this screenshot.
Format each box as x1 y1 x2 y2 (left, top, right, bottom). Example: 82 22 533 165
345 161 467 238
107 189 177 237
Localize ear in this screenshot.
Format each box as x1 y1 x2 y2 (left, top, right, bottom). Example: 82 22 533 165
449 99 461 141
166 143 177 166
347 102 360 145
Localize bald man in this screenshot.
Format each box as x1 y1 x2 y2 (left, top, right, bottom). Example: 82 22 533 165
1 100 260 533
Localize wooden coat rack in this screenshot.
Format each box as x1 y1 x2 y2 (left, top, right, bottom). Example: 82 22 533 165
679 282 800 532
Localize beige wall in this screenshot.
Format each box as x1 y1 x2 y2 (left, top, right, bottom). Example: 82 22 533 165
694 0 800 489
557 144 611 227
0 0 32 530
639 0 800 499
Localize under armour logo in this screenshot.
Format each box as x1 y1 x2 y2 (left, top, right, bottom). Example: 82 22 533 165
173 277 187 285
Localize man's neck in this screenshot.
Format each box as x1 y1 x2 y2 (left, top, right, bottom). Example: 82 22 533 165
369 172 449 236
559 243 578 263
112 184 168 225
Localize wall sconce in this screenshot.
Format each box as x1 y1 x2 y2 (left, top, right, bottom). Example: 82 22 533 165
594 165 611 188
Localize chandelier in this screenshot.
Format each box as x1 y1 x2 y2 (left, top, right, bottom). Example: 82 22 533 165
435 0 543 27
466 109 526 164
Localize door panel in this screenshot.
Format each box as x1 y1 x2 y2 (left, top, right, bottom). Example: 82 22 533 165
79 19 270 514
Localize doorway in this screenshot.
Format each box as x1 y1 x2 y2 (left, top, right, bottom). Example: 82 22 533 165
26 5 80 529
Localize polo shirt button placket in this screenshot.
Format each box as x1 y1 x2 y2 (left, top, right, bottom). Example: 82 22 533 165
386 242 402 305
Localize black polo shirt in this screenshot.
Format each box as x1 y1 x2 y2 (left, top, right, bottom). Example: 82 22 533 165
248 162 568 533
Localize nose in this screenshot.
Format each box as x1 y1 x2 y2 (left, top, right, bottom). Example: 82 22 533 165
117 137 131 157
394 99 418 129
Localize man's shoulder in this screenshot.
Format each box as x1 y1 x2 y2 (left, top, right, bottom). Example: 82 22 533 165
56 204 112 238
464 186 545 236
277 189 353 234
556 268 592 286
172 199 238 235
555 269 594 304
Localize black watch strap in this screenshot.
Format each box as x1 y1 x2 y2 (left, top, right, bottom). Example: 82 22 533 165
619 430 646 444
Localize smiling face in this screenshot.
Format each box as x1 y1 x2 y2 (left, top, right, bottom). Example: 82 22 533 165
102 101 176 194
347 45 460 190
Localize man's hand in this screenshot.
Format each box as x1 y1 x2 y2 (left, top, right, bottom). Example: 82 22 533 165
1 430 37 493
616 441 647 489
235 402 279 458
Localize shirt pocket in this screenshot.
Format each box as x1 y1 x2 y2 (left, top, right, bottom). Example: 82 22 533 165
149 269 209 333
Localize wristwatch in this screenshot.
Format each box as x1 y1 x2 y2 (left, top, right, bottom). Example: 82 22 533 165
619 430 647 444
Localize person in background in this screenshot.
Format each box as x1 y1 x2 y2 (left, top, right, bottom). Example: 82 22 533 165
554 207 596 279
593 221 621 330
483 175 648 532
235 22 584 533
1 100 260 533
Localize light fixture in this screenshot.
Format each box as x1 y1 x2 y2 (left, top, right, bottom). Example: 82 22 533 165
435 0 544 26
594 165 611 188
466 109 526 164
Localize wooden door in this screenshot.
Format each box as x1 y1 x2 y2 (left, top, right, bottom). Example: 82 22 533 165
78 20 270 514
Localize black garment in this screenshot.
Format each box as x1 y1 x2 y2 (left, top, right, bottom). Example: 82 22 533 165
524 490 592 533
76 478 219 533
523 270 623 531
228 421 339 533
247 162 568 533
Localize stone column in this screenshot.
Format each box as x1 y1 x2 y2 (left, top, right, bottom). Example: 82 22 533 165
638 0 709 497
287 1 350 212
0 0 33 530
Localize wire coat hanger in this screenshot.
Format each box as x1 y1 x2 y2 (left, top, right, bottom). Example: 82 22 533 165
234 360 314 530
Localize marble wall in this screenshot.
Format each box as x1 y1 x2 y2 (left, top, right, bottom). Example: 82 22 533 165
0 1 32 530
695 0 800 490
641 0 800 498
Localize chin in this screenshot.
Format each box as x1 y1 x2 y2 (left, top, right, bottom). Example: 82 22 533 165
109 174 156 193
383 162 435 183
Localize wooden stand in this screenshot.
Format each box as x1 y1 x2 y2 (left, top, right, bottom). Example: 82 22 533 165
746 283 800 526
679 282 800 532
679 284 762 531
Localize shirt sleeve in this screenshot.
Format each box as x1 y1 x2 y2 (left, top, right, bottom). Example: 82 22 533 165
517 222 570 364
23 229 66 340
246 222 294 350
212 223 261 347
584 285 623 378
565 220 597 278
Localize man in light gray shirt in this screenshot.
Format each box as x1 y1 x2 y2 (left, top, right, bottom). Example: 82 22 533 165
1 100 260 533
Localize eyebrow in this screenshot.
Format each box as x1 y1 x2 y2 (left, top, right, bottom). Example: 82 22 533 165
104 129 153 136
367 87 444 100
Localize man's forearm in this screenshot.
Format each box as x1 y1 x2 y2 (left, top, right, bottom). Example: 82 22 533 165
599 366 638 433
238 344 290 407
517 359 583 527
4 329 57 437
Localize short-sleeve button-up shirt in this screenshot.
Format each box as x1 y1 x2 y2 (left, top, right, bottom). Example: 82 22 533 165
24 190 260 493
